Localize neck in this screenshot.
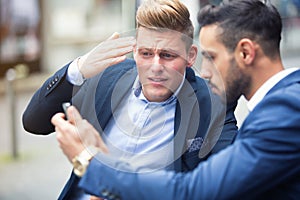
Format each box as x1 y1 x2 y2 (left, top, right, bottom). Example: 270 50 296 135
244 56 284 100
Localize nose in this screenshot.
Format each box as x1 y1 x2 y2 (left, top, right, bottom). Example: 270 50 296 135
151 54 164 73
200 67 212 81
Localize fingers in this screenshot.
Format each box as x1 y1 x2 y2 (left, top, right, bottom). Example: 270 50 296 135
52 111 85 162
79 35 136 79
96 136 109 154
66 105 82 125
91 126 109 154
104 45 134 59
64 106 109 153
90 195 104 200
94 37 135 60
102 36 135 49
51 112 67 127
52 106 109 163
107 32 120 40
76 119 109 154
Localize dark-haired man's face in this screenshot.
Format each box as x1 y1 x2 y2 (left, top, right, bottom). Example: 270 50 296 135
199 25 248 104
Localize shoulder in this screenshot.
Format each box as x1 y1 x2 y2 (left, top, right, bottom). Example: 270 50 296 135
260 81 300 114
185 67 210 95
242 82 300 134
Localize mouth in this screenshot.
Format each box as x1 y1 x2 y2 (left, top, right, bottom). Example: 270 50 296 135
208 82 220 94
209 82 217 89
148 77 168 84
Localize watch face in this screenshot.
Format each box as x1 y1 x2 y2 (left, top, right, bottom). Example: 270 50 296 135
72 147 98 177
72 157 88 177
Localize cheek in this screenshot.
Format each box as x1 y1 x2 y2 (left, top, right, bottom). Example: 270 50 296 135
135 56 149 72
134 54 142 66
216 57 231 77
136 65 146 79
135 56 153 69
167 60 187 75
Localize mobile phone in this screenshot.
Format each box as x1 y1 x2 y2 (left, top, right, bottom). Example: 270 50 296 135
62 102 71 120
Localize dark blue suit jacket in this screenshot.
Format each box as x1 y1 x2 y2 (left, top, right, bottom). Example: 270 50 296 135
77 69 300 200
22 59 237 199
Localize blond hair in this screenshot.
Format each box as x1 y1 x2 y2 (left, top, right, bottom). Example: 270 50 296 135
136 0 194 47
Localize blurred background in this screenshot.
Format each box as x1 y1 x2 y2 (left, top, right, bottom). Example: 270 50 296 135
0 0 299 199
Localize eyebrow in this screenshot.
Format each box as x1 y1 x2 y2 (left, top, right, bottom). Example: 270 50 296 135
137 47 181 54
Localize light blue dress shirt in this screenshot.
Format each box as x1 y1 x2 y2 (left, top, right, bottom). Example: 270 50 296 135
103 75 185 170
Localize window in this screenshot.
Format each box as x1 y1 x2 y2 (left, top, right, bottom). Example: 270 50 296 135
0 0 42 77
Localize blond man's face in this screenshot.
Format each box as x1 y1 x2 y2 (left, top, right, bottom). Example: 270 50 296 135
134 27 196 102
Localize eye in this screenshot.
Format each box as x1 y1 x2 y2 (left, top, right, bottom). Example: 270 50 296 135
138 49 154 58
201 52 214 61
208 55 215 60
160 52 177 60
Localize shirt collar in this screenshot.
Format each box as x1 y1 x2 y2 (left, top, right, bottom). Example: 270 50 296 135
247 68 299 112
133 71 186 105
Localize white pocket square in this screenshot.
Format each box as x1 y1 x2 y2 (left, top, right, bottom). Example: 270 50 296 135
186 137 204 153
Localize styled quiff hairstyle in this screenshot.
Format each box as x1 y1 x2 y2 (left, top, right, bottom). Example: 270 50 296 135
136 0 194 48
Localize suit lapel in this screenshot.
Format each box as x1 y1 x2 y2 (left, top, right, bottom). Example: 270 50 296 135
72 66 137 134
109 68 137 113
95 67 137 131
173 79 199 170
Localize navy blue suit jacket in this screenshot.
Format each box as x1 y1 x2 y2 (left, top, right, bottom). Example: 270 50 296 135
77 69 300 200
22 59 237 199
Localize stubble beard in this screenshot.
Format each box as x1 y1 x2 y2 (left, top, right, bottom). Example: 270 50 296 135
225 58 251 104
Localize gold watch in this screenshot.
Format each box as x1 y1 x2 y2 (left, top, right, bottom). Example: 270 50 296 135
72 146 99 177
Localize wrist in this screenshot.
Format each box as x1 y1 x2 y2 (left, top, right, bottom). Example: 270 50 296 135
72 146 99 177
67 57 86 86
77 57 87 83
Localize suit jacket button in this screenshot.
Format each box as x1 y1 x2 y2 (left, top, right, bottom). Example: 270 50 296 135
101 189 109 197
109 194 121 200
108 193 117 199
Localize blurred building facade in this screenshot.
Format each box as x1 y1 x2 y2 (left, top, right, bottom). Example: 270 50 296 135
0 0 299 77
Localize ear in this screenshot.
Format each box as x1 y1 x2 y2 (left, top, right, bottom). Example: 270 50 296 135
235 38 256 66
187 45 198 68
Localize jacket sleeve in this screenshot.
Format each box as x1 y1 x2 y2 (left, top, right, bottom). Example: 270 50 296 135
78 89 300 200
79 129 300 200
210 101 237 154
22 63 76 135
197 91 238 160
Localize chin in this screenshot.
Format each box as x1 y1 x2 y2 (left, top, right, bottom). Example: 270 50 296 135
149 93 169 102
